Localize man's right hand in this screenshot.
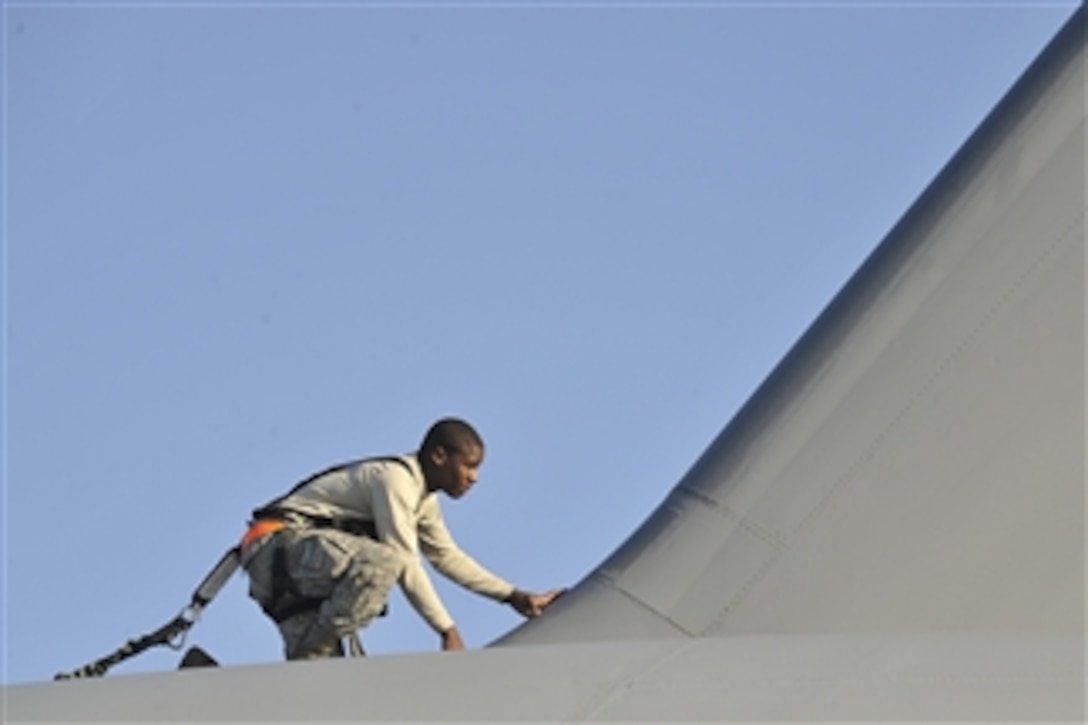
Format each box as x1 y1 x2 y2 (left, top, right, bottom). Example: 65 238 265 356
440 626 465 652
506 588 565 618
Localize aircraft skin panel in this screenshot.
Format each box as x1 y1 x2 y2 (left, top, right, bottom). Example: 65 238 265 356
497 4 1086 647
5 633 1082 721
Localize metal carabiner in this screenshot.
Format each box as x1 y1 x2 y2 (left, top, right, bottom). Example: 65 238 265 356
166 605 203 650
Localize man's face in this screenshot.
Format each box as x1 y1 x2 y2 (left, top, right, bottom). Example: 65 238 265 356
432 444 484 499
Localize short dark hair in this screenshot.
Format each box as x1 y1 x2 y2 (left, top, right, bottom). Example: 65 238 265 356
420 417 483 456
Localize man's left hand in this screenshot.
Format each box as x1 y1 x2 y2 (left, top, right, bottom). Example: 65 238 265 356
440 627 465 651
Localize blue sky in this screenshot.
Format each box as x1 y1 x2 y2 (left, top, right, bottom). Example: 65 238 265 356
2 0 1077 685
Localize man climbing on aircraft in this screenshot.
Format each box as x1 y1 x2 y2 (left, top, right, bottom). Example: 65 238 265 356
240 417 563 659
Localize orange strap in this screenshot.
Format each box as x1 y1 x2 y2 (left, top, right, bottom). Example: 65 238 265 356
241 519 286 551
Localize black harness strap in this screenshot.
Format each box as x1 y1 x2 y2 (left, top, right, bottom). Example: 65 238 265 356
252 456 413 521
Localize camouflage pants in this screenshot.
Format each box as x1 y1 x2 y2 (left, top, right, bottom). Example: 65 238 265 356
243 526 404 660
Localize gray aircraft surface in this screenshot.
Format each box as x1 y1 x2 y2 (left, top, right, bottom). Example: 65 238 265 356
4 6 1084 722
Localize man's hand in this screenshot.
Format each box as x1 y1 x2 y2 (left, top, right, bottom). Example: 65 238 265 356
505 588 565 618
440 627 465 652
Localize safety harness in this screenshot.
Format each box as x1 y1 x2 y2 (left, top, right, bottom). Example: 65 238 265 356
55 456 411 678
244 457 410 625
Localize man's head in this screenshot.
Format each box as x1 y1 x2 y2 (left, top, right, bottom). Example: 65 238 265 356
419 418 484 499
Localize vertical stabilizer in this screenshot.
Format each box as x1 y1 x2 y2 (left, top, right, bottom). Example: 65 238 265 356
499 5 1086 646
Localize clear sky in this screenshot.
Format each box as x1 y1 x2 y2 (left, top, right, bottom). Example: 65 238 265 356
2 0 1077 686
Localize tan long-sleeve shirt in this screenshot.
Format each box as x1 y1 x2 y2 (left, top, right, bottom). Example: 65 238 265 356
272 454 514 633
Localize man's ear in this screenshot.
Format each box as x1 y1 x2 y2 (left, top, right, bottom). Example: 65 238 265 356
429 445 448 466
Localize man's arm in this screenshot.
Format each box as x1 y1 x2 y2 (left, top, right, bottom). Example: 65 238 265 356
417 499 566 619
416 497 516 601
370 468 459 637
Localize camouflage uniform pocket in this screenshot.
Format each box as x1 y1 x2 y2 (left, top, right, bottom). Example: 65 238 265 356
286 530 353 599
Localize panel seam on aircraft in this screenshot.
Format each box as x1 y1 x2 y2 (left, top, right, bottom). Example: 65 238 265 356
587 571 697 637
704 549 785 635
674 483 789 551
565 639 696 721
